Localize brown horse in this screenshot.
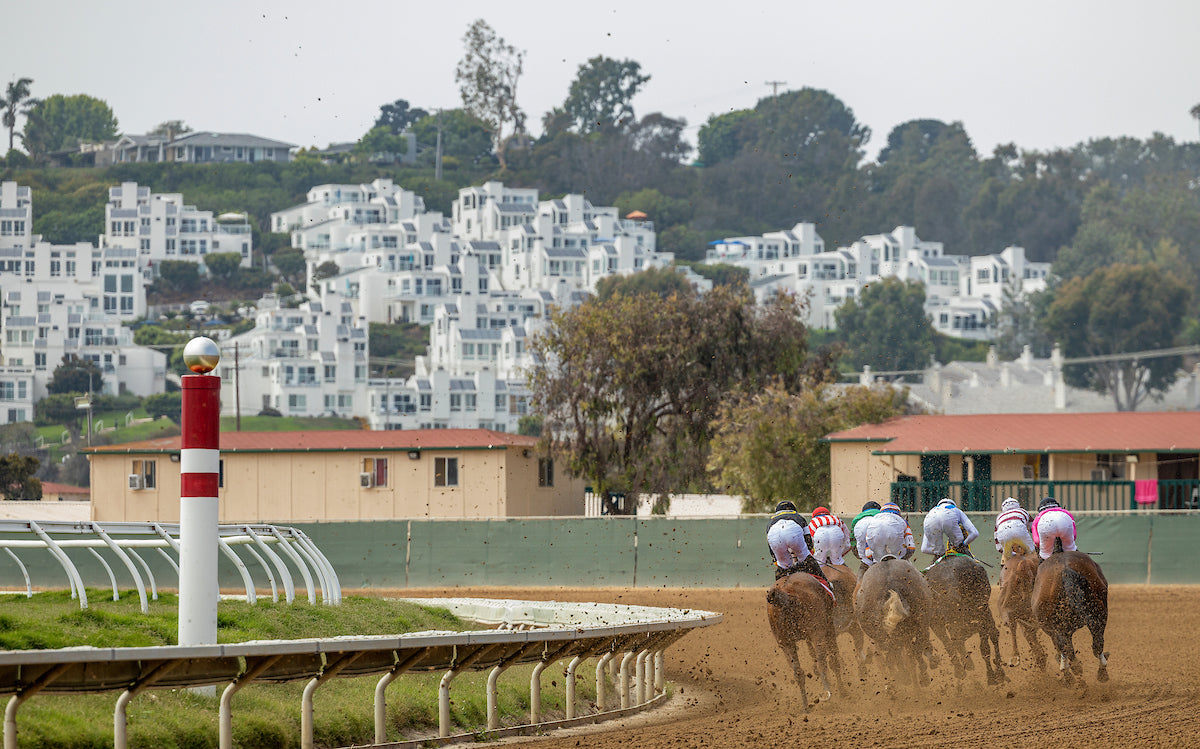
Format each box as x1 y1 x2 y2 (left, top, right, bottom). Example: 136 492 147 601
997 548 1047 669
822 562 867 677
924 553 1005 684
767 571 843 712
1031 549 1109 684
854 557 939 686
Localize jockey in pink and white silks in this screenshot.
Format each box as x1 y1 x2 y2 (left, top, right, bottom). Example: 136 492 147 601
807 506 851 566
993 497 1035 557
1032 497 1077 559
920 497 980 559
863 502 916 562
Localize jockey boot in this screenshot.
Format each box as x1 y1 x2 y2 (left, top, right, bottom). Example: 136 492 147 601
774 566 789 581
797 556 830 586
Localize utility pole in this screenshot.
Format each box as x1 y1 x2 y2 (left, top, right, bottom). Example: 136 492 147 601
765 80 787 97
234 342 241 431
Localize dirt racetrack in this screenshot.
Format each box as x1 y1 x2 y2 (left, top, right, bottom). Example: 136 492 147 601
397 584 1200 749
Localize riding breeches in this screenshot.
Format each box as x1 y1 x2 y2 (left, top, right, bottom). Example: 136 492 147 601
864 514 912 561
768 518 813 572
994 519 1035 556
1034 513 1077 559
812 524 850 565
921 505 967 555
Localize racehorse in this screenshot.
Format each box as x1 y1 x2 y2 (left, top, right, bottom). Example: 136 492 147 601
766 571 843 712
997 548 1047 669
854 557 939 686
1031 547 1109 684
822 562 867 677
924 553 1005 684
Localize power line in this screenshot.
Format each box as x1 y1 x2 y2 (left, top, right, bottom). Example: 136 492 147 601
764 80 787 97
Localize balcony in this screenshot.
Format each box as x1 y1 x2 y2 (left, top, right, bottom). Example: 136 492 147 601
889 479 1200 513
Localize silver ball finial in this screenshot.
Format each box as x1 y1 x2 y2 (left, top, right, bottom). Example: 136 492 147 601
183 336 220 374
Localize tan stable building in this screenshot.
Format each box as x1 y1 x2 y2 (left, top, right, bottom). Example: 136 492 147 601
823 412 1200 514
85 429 584 522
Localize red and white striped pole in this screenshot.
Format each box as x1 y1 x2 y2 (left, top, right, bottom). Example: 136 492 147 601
179 336 221 647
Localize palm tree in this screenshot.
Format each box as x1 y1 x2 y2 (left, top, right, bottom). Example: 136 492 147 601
1191 103 1200 140
0 77 37 152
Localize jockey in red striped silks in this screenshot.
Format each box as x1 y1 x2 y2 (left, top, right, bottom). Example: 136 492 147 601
993 496 1035 558
1032 497 1077 560
807 506 851 566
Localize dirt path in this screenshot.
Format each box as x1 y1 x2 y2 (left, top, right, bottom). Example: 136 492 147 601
393 585 1200 749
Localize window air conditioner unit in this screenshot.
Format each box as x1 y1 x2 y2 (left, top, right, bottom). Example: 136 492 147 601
359 472 375 488
128 474 143 490
1091 468 1109 481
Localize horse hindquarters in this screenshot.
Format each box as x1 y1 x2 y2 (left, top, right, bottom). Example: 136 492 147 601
1063 567 1109 682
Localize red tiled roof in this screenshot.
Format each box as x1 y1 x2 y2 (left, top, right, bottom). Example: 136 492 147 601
84 428 538 454
40 481 90 496
823 412 1200 454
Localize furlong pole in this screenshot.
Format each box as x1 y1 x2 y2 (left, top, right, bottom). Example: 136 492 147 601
179 337 221 650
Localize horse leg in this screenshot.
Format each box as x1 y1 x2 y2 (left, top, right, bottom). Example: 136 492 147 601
784 642 810 712
931 619 964 679
977 616 1006 685
1089 617 1109 683
1052 631 1078 684
850 621 869 681
1006 619 1021 668
1023 620 1047 671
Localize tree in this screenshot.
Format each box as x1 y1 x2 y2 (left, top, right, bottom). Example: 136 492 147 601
594 266 693 300
204 252 243 281
148 120 191 138
528 286 836 511
410 108 493 167
34 393 83 432
834 278 935 373
313 260 340 281
560 56 649 134
709 383 910 512
454 19 525 170
47 355 103 396
374 99 428 134
272 249 307 288
144 392 183 424
0 453 41 500
0 77 37 152
1042 263 1191 410
21 94 118 161
155 260 200 294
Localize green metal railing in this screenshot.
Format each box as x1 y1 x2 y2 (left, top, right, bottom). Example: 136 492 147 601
889 479 1200 513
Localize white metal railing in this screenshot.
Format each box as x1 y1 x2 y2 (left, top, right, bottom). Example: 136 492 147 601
0 598 721 749
0 520 341 612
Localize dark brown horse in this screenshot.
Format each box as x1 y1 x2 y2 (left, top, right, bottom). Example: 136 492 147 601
822 562 867 677
997 548 1047 669
767 571 843 712
854 557 939 686
1031 549 1109 684
924 553 1005 684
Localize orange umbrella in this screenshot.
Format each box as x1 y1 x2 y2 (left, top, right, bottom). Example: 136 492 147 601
625 210 648 220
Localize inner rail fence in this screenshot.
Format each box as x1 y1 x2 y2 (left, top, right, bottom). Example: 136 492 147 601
0 598 721 749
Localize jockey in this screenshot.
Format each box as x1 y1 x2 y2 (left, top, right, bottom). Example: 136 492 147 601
1032 497 1077 559
851 501 881 569
921 497 980 559
807 506 852 566
766 501 830 585
993 496 1035 558
863 502 916 563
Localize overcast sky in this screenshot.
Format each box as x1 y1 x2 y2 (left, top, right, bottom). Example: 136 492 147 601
7 0 1199 160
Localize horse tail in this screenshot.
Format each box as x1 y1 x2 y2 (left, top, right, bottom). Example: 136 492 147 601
1053 537 1064 554
1063 567 1100 629
767 587 788 608
882 589 911 634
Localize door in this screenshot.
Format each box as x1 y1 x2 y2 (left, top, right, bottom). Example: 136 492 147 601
920 455 950 512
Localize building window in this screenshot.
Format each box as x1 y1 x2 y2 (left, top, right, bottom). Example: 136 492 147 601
435 457 459 487
538 458 554 487
131 459 156 489
363 457 388 488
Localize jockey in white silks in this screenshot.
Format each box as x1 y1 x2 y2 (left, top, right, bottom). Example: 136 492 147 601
863 502 915 563
920 497 980 559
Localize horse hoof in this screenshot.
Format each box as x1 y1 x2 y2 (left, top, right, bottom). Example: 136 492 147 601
1097 668 1109 683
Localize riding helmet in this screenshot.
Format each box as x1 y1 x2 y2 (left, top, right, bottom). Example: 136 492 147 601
775 500 797 513
880 502 902 514
1038 497 1059 511
862 501 881 512
812 506 830 517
